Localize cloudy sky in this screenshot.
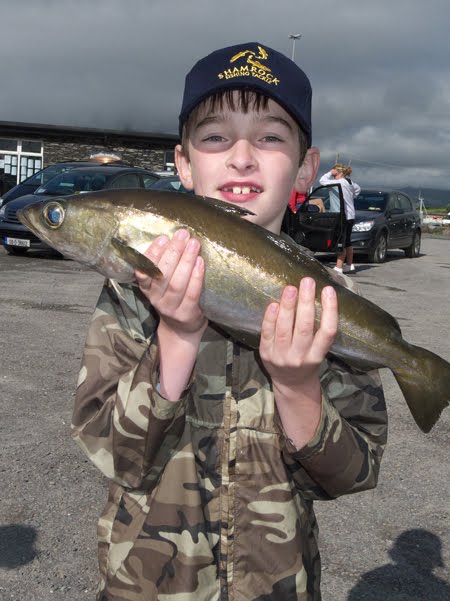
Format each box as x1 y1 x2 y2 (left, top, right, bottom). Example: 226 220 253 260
1 0 450 191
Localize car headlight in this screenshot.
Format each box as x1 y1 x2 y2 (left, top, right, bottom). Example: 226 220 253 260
0 205 5 218
0 197 4 208
352 220 375 232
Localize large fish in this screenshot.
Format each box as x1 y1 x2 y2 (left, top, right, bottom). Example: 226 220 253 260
18 189 449 433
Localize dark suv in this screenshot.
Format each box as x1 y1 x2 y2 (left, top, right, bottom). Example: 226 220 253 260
351 190 421 263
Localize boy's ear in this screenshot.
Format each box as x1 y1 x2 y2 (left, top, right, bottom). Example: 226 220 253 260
175 144 194 191
294 147 320 193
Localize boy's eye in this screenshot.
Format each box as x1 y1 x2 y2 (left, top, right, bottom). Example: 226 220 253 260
203 135 226 142
261 135 282 143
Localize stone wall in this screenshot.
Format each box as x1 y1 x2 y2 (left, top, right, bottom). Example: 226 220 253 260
43 138 171 172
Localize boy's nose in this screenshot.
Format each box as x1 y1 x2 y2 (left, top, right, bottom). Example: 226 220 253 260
226 140 257 172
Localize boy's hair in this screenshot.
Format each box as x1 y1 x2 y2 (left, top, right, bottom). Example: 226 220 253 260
179 42 313 148
180 88 308 164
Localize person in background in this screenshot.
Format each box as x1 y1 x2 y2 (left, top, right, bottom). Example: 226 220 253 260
320 164 361 273
288 188 306 213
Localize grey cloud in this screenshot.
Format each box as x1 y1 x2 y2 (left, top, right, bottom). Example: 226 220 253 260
1 0 450 190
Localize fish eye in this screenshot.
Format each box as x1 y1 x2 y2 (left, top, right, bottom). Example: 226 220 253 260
43 202 65 229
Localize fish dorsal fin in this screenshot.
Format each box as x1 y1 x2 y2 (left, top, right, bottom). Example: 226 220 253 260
198 195 256 218
111 237 162 279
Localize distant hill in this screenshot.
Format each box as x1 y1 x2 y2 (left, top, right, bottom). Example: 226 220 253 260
400 187 450 209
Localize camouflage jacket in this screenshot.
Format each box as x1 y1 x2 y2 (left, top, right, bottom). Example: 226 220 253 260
72 280 387 601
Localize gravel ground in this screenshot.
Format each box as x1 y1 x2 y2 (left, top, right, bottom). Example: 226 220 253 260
0 238 449 601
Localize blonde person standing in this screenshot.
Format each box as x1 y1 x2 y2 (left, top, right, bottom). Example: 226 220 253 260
320 164 361 273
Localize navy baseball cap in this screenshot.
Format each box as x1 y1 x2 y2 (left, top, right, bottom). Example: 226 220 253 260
179 42 312 147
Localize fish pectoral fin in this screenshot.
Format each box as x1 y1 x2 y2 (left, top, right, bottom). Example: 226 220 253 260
111 237 162 279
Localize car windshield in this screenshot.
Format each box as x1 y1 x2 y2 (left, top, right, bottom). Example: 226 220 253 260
23 164 77 187
354 193 388 212
36 170 109 195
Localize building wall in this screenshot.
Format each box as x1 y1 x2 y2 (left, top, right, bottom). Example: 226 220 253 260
43 138 171 172
0 122 178 194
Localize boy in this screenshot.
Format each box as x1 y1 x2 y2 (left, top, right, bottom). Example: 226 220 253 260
72 42 387 601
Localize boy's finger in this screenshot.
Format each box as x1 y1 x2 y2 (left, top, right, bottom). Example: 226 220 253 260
135 236 170 290
272 286 298 349
163 238 202 305
308 286 338 363
182 255 205 308
143 235 169 261
149 230 192 297
291 277 316 353
260 302 280 351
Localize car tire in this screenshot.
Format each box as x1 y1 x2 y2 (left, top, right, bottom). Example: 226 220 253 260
368 232 387 263
5 245 28 256
404 230 421 258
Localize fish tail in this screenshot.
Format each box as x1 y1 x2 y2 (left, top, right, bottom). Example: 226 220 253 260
392 343 450 433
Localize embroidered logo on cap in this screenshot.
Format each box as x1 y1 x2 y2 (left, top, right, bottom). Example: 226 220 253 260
217 45 280 85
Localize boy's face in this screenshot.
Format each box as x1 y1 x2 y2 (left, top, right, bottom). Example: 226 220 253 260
176 92 319 234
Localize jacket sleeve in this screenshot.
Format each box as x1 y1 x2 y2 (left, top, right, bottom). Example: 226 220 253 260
319 171 334 186
71 280 187 490
280 357 388 500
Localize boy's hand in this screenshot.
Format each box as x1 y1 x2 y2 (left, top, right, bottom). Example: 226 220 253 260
259 277 338 446
135 229 207 336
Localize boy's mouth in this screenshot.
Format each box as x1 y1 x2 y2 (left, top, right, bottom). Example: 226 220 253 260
221 185 262 194
220 183 262 202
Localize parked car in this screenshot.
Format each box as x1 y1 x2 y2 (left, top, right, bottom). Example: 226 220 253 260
0 165 160 255
351 190 421 263
0 153 142 208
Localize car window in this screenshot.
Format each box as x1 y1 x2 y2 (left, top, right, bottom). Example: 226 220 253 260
143 174 159 189
37 171 85 195
307 185 341 212
397 193 413 212
389 195 403 211
150 177 190 193
26 164 76 187
37 170 108 195
354 194 387 212
110 173 141 189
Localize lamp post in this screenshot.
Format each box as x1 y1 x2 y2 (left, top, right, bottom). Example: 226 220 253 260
288 33 302 62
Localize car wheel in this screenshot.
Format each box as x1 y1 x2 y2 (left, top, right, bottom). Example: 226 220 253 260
5 245 28 256
404 230 421 258
368 232 387 263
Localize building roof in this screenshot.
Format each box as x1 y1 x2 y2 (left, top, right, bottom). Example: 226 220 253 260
0 120 179 147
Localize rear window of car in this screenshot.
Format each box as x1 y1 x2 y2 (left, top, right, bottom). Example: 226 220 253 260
355 194 387 212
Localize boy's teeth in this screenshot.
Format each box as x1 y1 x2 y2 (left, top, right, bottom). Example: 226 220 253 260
231 186 253 194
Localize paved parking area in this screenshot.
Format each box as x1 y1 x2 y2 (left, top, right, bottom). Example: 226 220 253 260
0 239 449 600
